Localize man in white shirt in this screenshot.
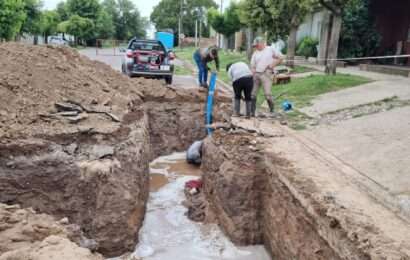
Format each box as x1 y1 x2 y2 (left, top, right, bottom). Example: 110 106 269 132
226 62 254 118
250 37 284 116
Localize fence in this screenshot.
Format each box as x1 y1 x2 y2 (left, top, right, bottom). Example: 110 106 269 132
95 39 128 56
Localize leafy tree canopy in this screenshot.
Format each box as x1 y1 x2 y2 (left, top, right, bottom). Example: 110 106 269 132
66 0 101 20
238 0 316 41
59 14 95 41
150 0 217 38
40 10 61 40
21 0 43 35
208 2 241 37
0 0 26 40
338 0 380 58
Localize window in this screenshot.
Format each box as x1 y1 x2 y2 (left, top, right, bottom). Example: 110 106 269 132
130 41 163 51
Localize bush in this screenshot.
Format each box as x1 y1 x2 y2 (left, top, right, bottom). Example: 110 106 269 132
338 0 381 59
296 37 318 58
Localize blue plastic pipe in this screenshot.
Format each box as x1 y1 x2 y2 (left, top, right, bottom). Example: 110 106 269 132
206 73 217 135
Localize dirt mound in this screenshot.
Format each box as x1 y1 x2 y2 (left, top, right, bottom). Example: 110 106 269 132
0 203 103 260
0 42 144 139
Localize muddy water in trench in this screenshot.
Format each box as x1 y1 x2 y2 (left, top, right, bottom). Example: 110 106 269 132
132 153 270 260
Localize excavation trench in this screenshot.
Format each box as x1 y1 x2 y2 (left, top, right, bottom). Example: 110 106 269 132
121 153 270 260
2 44 409 260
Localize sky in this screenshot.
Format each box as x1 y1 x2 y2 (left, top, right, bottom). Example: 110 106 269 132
42 0 233 18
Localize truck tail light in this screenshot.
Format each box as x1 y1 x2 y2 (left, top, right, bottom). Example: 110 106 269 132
126 50 134 58
168 52 175 60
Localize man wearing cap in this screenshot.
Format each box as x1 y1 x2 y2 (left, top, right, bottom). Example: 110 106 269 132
250 37 284 116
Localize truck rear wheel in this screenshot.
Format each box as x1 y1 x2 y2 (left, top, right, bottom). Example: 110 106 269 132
165 76 173 85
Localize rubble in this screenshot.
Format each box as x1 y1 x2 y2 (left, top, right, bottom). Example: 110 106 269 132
0 203 103 260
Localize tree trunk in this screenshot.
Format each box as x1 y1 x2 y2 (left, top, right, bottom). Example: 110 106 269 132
246 28 254 60
223 35 229 50
318 11 332 66
33 35 38 45
326 13 342 75
286 25 298 68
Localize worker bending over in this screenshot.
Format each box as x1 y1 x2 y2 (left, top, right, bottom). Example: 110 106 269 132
226 62 254 118
250 37 284 116
193 47 220 88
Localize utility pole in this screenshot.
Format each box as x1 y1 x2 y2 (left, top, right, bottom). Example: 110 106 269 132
199 20 202 46
178 0 183 47
195 20 198 47
216 0 224 48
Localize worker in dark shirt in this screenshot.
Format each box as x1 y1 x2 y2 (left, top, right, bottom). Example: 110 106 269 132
193 47 220 88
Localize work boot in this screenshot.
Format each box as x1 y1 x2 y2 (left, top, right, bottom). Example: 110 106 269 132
245 101 252 118
250 98 257 117
233 99 241 117
267 99 275 113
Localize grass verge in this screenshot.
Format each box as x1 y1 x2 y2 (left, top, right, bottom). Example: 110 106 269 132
257 74 371 129
175 47 371 130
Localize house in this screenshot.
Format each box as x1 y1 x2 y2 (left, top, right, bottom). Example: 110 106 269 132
296 0 410 67
371 0 410 66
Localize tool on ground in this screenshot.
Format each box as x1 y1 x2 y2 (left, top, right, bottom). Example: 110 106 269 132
206 72 217 135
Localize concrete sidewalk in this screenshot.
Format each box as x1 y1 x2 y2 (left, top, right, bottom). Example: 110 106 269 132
294 63 410 217
298 65 410 116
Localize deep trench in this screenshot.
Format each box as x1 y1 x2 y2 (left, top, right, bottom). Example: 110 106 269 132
0 92 233 257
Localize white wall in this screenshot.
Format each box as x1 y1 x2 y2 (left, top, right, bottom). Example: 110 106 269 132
297 11 325 43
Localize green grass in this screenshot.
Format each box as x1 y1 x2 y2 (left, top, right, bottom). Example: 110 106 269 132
257 74 371 130
174 65 192 76
175 47 371 130
291 65 315 74
257 74 371 109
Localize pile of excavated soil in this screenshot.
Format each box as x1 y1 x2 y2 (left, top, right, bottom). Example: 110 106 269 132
0 203 103 260
0 42 146 139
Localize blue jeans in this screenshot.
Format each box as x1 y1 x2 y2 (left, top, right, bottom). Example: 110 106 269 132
193 51 208 86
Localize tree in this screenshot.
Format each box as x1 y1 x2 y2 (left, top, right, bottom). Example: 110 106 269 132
338 0 380 59
56 1 70 21
95 10 115 39
40 10 60 43
208 2 241 38
66 0 101 21
239 0 316 66
318 0 352 74
150 0 217 41
100 0 147 40
115 0 147 40
0 0 26 41
266 0 316 67
21 0 43 44
59 14 95 45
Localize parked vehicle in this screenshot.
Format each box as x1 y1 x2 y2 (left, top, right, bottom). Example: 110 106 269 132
121 38 175 84
48 36 69 46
